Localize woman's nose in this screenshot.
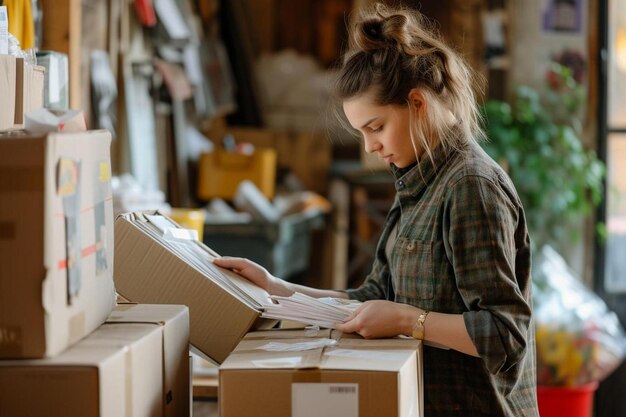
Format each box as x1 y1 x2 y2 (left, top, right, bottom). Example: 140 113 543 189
363 135 382 154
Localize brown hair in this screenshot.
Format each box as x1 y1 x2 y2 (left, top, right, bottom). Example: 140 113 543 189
335 3 485 161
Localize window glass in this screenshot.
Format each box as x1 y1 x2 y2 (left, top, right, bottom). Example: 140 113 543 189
605 134 626 292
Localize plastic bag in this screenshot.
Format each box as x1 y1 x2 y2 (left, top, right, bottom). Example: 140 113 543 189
533 245 626 386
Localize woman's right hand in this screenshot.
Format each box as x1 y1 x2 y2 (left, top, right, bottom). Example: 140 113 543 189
213 256 294 296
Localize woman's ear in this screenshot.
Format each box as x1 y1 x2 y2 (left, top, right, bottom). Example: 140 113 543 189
408 88 426 112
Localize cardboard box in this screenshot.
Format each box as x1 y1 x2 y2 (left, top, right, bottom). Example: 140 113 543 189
0 130 116 358
0 55 17 130
106 303 191 417
0 56 45 131
220 329 423 417
114 211 275 364
0 321 163 417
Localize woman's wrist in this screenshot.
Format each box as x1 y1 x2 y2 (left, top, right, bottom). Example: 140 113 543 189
269 277 295 296
401 305 423 337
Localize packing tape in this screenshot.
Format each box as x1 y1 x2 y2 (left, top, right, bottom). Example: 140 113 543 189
0 167 44 192
0 221 15 239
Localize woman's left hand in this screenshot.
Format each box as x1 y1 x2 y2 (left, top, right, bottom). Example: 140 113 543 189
335 300 421 339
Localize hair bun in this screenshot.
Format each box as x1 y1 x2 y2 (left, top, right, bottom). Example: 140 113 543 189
352 7 410 53
363 20 385 43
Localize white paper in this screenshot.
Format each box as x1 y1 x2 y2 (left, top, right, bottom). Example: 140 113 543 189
257 338 337 352
163 227 198 241
251 356 302 369
49 54 60 104
24 109 85 133
261 293 361 329
292 383 358 417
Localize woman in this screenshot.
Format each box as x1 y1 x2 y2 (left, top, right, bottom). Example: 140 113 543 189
215 3 538 416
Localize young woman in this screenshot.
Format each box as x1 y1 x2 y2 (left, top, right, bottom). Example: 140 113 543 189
215 4 538 416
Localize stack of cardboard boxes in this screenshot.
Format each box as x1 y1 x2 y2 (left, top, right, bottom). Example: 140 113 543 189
0 130 191 417
0 128 423 416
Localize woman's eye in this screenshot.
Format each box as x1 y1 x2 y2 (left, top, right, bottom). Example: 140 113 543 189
370 126 383 133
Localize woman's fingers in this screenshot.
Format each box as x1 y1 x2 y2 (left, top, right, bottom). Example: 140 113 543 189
213 256 249 270
336 318 358 334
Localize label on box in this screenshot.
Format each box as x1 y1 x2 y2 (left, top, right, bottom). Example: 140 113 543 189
292 383 358 417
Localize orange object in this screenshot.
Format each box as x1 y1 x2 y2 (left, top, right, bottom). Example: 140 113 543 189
197 148 277 201
168 208 206 239
133 0 157 27
537 383 598 417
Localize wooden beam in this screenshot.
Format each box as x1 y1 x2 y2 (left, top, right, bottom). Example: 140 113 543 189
40 0 81 109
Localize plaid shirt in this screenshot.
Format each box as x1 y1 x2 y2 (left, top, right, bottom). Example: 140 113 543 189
346 138 539 417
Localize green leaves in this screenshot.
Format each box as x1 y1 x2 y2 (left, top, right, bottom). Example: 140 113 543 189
481 64 606 246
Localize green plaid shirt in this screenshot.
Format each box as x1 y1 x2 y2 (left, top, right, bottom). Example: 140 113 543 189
346 139 539 417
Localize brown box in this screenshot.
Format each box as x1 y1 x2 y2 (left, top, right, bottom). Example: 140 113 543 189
0 321 163 417
106 303 190 417
114 211 275 364
0 56 45 131
0 130 116 358
220 329 423 417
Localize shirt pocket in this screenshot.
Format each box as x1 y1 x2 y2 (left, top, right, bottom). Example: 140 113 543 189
391 237 435 300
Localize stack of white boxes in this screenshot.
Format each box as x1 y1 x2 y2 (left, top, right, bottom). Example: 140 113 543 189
0 130 191 417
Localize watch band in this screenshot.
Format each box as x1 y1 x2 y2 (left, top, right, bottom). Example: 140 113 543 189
412 310 430 340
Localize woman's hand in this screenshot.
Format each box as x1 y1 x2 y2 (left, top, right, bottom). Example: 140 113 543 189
336 300 421 339
212 256 294 296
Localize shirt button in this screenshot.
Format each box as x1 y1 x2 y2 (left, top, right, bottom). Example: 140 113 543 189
406 242 415 251
397 180 405 190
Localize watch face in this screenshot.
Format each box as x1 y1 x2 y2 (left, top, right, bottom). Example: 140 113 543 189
412 311 429 340
412 326 424 340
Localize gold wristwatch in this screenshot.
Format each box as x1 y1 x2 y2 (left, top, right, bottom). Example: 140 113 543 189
412 310 430 340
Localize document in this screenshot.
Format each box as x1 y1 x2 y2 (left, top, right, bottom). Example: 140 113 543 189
261 292 362 329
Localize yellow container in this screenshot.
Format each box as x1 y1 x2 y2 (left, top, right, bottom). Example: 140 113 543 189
197 149 277 201
168 208 206 239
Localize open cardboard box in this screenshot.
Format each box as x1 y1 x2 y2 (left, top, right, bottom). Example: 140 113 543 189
114 211 276 365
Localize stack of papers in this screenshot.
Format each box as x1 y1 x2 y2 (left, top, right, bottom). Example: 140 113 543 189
261 293 362 329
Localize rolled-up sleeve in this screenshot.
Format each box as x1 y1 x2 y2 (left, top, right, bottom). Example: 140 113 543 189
444 174 532 375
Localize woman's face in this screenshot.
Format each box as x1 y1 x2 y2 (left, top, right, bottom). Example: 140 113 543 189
343 93 419 169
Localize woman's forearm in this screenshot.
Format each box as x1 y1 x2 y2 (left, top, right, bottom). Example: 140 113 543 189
400 308 479 357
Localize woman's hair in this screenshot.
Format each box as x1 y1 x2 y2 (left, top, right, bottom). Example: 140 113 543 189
335 3 486 161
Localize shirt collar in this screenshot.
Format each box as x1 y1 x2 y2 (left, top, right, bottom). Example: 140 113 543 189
390 127 465 197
